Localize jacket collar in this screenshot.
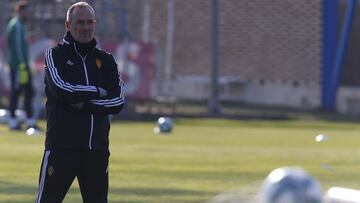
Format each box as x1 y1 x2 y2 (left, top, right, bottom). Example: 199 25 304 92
62 32 97 57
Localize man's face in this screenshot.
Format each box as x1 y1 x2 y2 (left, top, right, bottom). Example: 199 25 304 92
19 7 30 22
66 7 95 44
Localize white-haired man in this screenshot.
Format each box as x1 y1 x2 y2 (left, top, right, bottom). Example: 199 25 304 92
35 2 125 202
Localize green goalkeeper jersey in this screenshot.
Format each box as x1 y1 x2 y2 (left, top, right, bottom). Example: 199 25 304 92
5 16 29 70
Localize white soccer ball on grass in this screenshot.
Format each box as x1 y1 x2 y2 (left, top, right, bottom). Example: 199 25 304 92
154 116 173 134
259 167 323 203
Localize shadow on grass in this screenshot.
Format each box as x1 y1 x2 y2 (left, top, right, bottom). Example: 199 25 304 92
0 180 37 203
0 180 37 195
109 186 212 196
0 180 213 203
108 186 214 203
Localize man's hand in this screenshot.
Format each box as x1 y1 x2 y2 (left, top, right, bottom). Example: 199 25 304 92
18 63 29 85
97 87 107 97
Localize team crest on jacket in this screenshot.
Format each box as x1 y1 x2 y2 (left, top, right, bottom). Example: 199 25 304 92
47 166 54 176
66 59 74 66
96 58 102 69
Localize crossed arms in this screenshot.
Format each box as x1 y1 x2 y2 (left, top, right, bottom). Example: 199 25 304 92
44 48 125 114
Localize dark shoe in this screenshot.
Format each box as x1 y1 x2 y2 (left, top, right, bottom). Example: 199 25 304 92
9 124 22 131
8 118 22 131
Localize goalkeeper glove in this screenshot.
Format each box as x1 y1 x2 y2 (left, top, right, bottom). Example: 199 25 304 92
18 63 29 85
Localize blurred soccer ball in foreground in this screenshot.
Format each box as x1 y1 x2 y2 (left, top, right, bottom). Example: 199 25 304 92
154 117 173 134
259 167 323 203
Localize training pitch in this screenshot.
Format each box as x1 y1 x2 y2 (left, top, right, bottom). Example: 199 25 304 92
1 118 360 203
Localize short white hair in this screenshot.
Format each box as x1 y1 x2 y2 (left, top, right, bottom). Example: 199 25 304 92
66 1 95 21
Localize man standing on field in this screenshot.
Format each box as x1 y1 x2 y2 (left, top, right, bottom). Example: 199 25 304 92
5 0 40 131
35 2 125 202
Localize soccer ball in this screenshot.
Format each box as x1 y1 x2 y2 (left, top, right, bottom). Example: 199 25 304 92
259 167 323 203
154 117 173 134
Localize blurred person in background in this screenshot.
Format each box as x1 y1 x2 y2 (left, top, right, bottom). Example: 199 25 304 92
5 0 40 131
35 2 125 202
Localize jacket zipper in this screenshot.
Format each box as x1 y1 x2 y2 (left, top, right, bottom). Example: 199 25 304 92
74 44 94 150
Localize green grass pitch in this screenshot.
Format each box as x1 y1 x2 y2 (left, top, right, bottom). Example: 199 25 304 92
1 118 360 203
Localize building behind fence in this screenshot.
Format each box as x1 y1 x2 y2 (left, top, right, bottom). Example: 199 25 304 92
1 0 359 114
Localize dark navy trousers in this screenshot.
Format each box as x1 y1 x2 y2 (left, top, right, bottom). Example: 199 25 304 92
35 149 109 203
